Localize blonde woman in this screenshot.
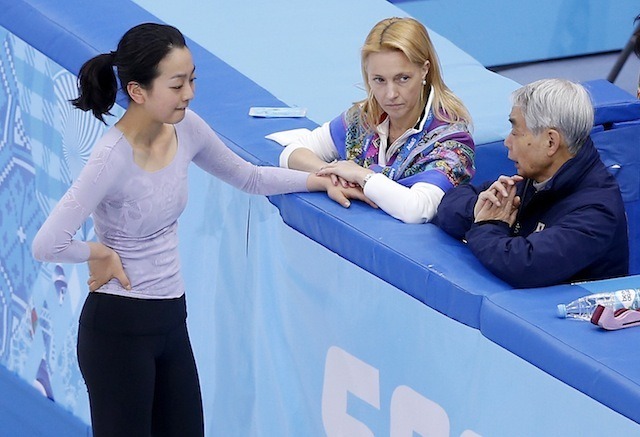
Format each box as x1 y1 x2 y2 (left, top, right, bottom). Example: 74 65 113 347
280 17 475 223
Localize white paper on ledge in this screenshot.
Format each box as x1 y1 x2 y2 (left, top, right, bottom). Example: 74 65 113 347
265 128 311 146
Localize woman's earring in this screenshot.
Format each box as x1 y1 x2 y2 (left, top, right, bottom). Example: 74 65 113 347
422 79 427 86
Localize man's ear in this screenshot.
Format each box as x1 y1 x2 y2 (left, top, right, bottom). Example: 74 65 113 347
546 128 562 156
127 81 145 104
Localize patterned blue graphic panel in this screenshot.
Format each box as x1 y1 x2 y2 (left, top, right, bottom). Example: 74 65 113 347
0 26 123 424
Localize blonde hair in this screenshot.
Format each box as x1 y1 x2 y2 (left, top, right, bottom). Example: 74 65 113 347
357 17 471 132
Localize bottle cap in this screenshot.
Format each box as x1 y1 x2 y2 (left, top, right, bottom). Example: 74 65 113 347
556 304 567 318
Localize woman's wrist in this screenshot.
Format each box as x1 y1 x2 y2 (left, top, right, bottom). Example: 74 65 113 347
360 171 375 188
306 173 332 192
88 241 114 261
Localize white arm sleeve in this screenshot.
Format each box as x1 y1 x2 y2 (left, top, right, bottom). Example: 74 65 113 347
279 122 340 168
363 175 445 224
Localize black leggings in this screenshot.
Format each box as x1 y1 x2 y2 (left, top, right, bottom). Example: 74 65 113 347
77 292 204 437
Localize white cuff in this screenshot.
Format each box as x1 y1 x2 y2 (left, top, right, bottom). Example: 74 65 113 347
364 175 445 224
278 122 338 168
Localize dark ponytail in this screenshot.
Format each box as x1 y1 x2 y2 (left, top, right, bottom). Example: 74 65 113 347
71 52 117 124
71 23 186 124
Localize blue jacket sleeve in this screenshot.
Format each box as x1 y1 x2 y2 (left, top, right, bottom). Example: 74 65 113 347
433 182 488 240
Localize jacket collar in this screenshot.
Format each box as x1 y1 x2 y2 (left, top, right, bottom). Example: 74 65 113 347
536 137 599 194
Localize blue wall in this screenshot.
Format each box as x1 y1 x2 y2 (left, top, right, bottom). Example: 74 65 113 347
392 0 639 66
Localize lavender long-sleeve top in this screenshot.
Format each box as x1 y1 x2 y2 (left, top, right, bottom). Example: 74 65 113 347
32 110 310 299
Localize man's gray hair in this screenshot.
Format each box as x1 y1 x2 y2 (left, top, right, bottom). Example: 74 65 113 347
511 78 594 154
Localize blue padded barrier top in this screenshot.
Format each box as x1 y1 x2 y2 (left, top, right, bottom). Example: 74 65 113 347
585 79 640 127
482 275 640 425
3 0 640 426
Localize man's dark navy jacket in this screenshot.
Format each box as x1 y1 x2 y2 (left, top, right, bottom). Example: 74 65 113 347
434 138 629 288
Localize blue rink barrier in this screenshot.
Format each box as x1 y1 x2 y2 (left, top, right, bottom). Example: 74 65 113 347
1 0 640 436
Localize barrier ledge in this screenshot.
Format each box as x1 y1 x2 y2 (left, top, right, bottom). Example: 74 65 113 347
482 275 640 424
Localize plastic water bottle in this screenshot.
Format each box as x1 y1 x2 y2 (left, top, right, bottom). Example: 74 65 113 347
556 289 640 321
